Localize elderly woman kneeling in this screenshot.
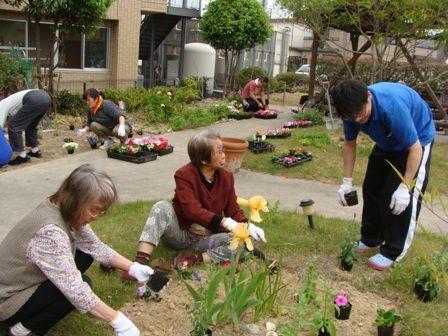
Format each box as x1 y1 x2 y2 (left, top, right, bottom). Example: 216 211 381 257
122 130 266 281
0 164 152 336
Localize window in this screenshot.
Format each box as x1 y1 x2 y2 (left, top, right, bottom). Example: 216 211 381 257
28 23 53 67
85 28 108 68
59 31 82 68
0 19 26 50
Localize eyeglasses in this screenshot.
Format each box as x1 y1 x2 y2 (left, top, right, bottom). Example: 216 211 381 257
88 208 106 219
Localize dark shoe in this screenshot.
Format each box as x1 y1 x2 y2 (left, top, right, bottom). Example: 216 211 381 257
9 155 30 165
27 150 42 158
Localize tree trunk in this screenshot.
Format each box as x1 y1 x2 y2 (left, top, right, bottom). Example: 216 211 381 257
308 31 319 101
396 38 446 118
349 33 359 75
33 19 43 89
48 28 58 117
223 49 230 97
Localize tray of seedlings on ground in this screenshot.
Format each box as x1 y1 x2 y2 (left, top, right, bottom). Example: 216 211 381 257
248 132 275 154
227 110 253 120
272 147 313 168
284 119 314 129
254 109 278 119
107 144 158 164
265 128 291 139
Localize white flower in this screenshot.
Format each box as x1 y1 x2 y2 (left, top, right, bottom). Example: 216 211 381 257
261 135 266 141
62 142 78 149
157 91 162 94
161 104 166 108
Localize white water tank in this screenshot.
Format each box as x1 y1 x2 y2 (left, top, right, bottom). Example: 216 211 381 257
183 43 216 94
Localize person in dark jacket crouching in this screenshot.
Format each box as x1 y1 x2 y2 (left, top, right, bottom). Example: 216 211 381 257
77 88 132 149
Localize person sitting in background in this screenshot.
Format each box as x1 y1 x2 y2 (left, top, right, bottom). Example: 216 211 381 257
241 77 269 112
122 130 267 281
77 88 132 149
0 164 152 336
0 89 50 165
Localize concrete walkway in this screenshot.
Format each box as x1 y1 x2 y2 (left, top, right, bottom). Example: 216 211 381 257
0 106 446 241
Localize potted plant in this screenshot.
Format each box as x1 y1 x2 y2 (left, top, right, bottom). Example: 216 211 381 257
62 142 78 154
311 284 336 336
339 238 357 271
222 137 249 173
414 266 441 302
69 123 75 130
374 308 401 336
248 133 275 154
86 135 100 149
334 291 352 320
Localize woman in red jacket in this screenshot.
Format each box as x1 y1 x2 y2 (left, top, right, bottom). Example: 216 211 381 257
122 130 266 281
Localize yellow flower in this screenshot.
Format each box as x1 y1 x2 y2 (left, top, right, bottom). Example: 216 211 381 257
237 195 269 223
229 223 253 251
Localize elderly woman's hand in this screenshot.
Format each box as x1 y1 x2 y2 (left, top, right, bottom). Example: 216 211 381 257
110 312 140 336
128 262 154 283
248 223 267 243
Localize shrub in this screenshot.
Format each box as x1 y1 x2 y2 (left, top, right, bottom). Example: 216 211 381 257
56 90 85 116
168 104 229 131
296 109 325 125
0 53 27 96
275 72 309 87
268 77 285 93
235 67 267 89
179 76 206 99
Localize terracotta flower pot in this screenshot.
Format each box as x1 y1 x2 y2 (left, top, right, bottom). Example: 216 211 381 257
221 137 248 173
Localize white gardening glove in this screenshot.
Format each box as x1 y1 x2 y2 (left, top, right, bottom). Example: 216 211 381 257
77 128 87 137
337 177 353 206
128 262 154 283
248 223 267 243
110 312 140 336
390 183 411 215
222 217 238 231
117 124 126 137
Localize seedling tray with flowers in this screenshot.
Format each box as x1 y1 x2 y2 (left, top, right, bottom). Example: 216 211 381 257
249 132 275 153
264 128 291 139
107 142 157 164
272 148 313 168
254 109 278 119
283 120 314 129
126 136 174 156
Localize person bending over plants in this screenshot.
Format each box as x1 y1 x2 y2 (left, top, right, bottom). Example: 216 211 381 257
122 130 267 281
0 164 152 336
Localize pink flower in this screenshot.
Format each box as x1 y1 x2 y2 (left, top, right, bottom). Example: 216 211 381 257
335 294 348 307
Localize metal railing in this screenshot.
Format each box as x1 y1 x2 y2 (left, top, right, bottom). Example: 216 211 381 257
168 0 200 10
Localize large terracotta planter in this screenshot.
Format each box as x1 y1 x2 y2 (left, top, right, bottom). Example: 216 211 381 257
222 137 249 173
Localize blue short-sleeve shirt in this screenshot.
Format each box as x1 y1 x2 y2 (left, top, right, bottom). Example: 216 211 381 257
343 82 435 152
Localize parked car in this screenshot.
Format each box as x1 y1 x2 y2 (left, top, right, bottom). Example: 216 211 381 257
295 64 310 76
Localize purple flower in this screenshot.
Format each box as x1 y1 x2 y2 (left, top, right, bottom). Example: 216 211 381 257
193 271 202 283
137 285 147 297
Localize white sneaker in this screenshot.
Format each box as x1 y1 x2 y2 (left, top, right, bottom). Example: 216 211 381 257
367 253 394 271
99 139 115 149
358 241 377 253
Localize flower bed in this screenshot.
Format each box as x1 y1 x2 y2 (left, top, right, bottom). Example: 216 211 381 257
272 148 313 168
254 109 278 119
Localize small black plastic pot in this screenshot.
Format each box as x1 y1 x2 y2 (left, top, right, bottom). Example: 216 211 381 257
377 325 394 336
340 260 353 271
318 327 330 336
190 329 212 336
414 283 434 302
90 143 98 149
69 124 75 130
67 149 75 154
335 302 352 320
344 190 358 206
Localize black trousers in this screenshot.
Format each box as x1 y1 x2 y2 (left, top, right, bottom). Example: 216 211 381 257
6 250 93 335
242 98 269 112
361 143 432 261
8 90 51 152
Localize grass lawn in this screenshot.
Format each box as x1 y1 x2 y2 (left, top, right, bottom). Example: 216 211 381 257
17 200 445 336
242 126 448 195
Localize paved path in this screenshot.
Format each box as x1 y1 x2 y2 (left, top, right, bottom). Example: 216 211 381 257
0 106 446 241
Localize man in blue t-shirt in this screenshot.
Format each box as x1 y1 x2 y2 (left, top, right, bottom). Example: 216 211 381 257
332 79 435 271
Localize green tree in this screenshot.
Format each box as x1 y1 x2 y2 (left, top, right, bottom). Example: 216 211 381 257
201 0 272 94
3 0 114 115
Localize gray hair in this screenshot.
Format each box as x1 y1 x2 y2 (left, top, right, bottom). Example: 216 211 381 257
187 130 221 167
50 164 118 228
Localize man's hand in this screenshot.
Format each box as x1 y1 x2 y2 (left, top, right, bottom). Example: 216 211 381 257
337 178 353 206
390 183 411 215
117 125 126 137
